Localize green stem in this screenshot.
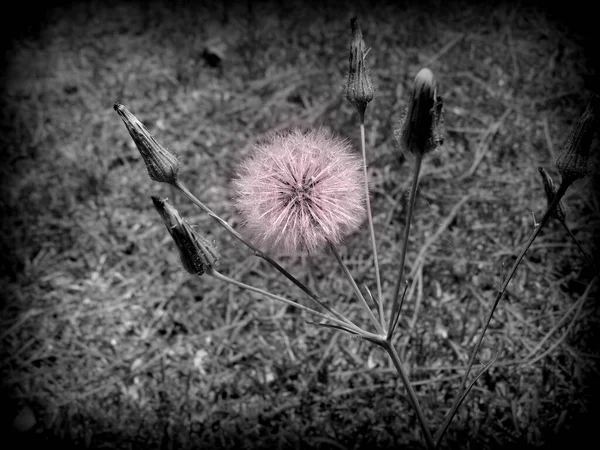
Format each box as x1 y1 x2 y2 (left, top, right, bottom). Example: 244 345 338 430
329 243 384 335
388 154 423 339
359 119 385 328
381 340 436 450
434 180 570 446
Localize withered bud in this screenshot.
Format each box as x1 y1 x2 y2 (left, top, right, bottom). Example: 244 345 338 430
537 167 566 223
397 68 444 157
114 103 180 184
345 17 374 119
555 94 599 184
152 196 219 276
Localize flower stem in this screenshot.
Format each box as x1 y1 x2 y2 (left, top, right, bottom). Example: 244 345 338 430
174 180 354 327
329 243 384 335
559 220 597 271
434 179 570 446
359 119 385 329
381 340 435 450
388 153 423 339
210 270 379 340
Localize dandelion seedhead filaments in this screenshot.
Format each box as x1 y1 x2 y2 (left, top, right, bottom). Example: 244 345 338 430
233 129 365 254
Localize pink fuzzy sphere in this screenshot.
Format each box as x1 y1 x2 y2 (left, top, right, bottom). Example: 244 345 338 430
233 128 366 254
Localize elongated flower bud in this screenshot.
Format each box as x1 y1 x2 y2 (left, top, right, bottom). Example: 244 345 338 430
152 196 219 275
114 103 180 184
555 94 599 184
345 17 374 119
537 167 566 223
397 68 444 157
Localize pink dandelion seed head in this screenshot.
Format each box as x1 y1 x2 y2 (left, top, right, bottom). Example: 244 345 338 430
232 128 366 254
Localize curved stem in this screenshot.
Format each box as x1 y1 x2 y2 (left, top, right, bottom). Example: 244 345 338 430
387 154 423 339
381 340 436 450
560 220 597 271
434 180 570 446
359 119 385 328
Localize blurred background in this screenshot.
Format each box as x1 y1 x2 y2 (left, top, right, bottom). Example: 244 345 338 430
1 0 599 448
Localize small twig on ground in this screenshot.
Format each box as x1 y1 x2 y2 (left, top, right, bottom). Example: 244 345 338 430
409 194 471 279
423 33 464 67
519 276 596 367
460 107 513 179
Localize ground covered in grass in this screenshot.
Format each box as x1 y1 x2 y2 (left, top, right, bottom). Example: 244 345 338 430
1 0 599 449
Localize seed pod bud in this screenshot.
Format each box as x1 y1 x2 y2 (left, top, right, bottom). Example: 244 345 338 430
555 94 600 184
345 17 374 119
114 103 180 185
397 68 444 157
537 167 566 223
152 196 219 276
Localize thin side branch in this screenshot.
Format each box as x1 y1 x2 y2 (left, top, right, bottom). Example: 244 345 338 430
435 180 570 447
330 243 384 335
388 154 423 339
360 120 385 328
210 270 373 338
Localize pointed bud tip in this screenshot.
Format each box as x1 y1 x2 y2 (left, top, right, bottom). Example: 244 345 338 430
398 68 444 156
152 196 178 226
414 68 435 96
415 68 434 85
114 104 180 184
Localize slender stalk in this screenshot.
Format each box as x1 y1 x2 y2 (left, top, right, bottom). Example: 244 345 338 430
387 154 423 339
359 118 385 328
329 243 384 335
434 180 570 446
560 220 596 271
174 179 354 327
389 280 409 337
210 270 381 340
381 340 436 450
